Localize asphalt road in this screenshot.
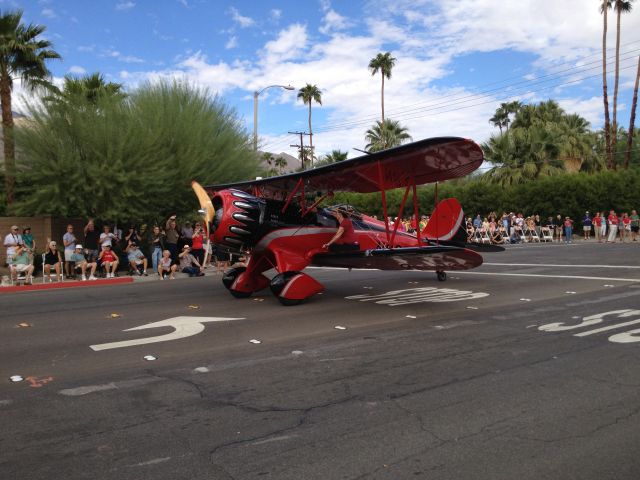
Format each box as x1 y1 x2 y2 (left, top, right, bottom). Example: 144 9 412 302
2 241 640 479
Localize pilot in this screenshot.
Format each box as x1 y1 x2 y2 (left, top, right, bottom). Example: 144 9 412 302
322 207 360 252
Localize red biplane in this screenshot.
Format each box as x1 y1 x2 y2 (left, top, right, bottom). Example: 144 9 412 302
192 137 498 305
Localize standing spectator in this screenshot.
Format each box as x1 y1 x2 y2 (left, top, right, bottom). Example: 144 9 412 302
621 213 631 243
582 211 592 240
43 241 63 282
563 216 574 244
62 224 78 279
22 227 35 251
181 221 194 248
191 223 205 265
502 213 511 235
124 225 140 247
99 225 116 250
10 245 34 284
179 245 205 277
158 249 177 280
554 214 563 242
593 212 603 243
607 210 619 243
472 215 482 229
165 215 180 263
600 211 608 240
69 244 97 281
630 209 639 242
126 242 149 275
98 245 119 278
83 220 100 262
149 226 165 276
4 225 23 266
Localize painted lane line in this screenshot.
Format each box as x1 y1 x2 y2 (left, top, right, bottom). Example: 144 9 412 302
406 315 417 318
193 367 210 373
59 377 161 396
574 318 640 337
539 310 640 332
484 263 640 269
90 316 244 351
334 325 347 330
456 271 640 282
249 339 262 344
0 399 13 406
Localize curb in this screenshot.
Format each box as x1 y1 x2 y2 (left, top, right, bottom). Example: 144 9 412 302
0 277 133 293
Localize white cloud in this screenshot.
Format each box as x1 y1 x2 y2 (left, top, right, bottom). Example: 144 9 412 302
228 7 255 28
270 9 282 21
115 1 135 11
68 65 86 75
261 24 308 64
41 8 56 18
77 44 95 52
103 48 144 64
319 9 350 35
225 36 238 49
177 0 188 6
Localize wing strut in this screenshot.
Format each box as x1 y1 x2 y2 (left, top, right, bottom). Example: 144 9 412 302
412 180 421 246
390 185 410 247
377 160 391 245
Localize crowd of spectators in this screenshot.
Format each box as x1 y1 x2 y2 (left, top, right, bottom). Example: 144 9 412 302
463 210 640 245
3 215 224 285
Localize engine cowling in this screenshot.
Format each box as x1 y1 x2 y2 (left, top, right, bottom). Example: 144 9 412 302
211 189 265 251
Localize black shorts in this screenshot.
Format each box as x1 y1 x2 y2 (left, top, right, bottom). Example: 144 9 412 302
631 225 639 233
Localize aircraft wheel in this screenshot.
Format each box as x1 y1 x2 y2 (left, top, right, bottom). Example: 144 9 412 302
222 267 252 298
271 271 305 306
436 271 447 282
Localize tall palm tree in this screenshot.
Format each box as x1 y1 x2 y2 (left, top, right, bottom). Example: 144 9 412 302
489 108 508 135
612 0 634 161
316 149 348 167
49 72 125 105
625 55 640 168
601 0 613 169
364 118 411 152
0 9 60 205
368 52 396 124
297 83 322 167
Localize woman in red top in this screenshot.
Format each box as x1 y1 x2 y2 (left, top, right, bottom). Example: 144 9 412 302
592 212 603 243
323 208 359 252
98 245 119 278
191 223 205 265
621 213 631 243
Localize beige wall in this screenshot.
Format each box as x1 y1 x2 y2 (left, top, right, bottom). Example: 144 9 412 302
1 215 85 256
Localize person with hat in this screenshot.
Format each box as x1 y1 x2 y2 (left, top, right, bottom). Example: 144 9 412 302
98 244 119 278
69 244 98 281
10 244 34 284
125 241 148 276
4 225 23 266
43 240 63 282
582 211 592 240
22 227 35 251
178 244 205 277
563 216 574 244
322 207 360 252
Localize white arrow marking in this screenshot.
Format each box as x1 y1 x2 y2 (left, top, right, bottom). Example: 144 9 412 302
90 316 244 351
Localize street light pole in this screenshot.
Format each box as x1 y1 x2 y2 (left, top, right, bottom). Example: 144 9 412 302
253 84 294 151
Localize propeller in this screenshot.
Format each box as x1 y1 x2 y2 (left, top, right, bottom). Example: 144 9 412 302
191 181 215 237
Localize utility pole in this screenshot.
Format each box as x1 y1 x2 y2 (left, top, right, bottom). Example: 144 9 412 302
288 131 313 169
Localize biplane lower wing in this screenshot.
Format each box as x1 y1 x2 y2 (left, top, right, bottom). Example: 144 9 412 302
311 246 483 271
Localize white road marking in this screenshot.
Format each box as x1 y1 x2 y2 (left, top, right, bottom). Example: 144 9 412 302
59 377 161 396
575 319 640 337
457 271 640 282
609 328 640 343
346 287 488 306
193 367 210 373
127 457 171 468
484 263 640 269
249 339 262 344
0 399 13 407
539 310 640 332
90 316 244 351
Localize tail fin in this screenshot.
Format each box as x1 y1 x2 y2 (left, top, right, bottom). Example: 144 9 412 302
422 198 466 242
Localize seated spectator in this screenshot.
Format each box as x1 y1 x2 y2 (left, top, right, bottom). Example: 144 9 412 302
99 225 116 251
126 242 149 276
70 244 97 281
179 245 205 277
98 245 119 278
509 229 522 244
10 245 34 284
43 241 63 282
158 249 177 280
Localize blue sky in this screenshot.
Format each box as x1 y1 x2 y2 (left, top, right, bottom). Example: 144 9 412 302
9 0 640 160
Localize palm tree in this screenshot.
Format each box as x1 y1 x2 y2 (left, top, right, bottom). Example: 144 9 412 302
558 114 594 172
601 0 613 168
48 72 124 105
625 55 640 168
297 83 322 167
0 9 60 205
368 52 396 124
316 149 348 167
365 118 411 152
612 0 634 160
489 108 508 134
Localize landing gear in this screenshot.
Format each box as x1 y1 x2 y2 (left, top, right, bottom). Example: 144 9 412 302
436 270 447 282
222 267 252 298
270 271 324 306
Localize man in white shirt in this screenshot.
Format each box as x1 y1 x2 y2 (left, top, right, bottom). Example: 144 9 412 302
4 225 23 266
99 225 116 250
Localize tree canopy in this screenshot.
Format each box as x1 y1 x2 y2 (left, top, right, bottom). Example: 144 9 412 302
365 118 412 152
12 80 258 221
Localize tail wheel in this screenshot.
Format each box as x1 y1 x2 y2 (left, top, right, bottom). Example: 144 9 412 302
436 271 447 282
270 271 302 306
222 267 252 298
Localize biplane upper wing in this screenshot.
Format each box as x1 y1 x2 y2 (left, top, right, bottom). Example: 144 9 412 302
204 137 483 195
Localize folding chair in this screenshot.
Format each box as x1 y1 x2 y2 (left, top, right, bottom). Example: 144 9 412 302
540 227 553 242
479 228 492 244
514 225 525 242
527 227 541 242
